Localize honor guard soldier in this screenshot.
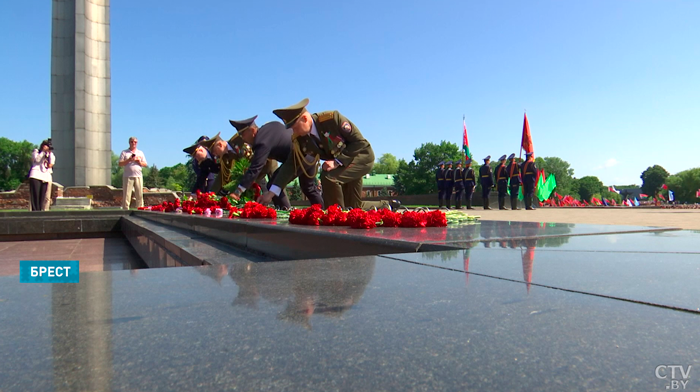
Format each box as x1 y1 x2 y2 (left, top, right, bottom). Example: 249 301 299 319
259 98 394 210
521 151 538 210
443 161 454 209
453 161 465 209
507 153 521 210
183 136 219 194
479 155 494 210
227 115 324 208
436 161 446 208
463 158 476 209
495 155 509 210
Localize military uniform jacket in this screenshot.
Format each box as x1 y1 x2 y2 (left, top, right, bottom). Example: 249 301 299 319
495 164 508 186
453 167 465 190
464 167 476 189
214 136 275 191
192 158 220 193
273 110 373 189
436 168 445 190
238 121 294 190
444 167 454 188
521 160 538 187
479 164 494 188
507 161 521 186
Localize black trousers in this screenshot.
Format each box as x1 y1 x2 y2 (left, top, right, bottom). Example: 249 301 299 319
438 188 446 200
29 178 48 211
497 182 509 198
298 173 324 208
267 168 291 209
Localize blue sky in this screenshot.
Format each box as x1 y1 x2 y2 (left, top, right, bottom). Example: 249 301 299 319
1 0 698 186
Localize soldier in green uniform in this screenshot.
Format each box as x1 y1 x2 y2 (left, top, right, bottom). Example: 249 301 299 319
258 98 395 210
495 155 509 210
507 153 521 210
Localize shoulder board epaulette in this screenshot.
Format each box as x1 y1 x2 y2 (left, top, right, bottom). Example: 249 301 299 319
316 111 334 122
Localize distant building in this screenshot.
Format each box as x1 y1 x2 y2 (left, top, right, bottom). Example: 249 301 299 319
287 173 396 200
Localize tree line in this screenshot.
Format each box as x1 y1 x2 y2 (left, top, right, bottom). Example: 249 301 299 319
0 137 698 203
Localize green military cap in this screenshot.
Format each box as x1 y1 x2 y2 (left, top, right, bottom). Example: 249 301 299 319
229 115 258 135
272 98 310 128
184 133 219 155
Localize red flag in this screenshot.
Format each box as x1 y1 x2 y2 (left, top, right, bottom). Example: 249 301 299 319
662 184 668 190
696 189 700 198
521 113 534 155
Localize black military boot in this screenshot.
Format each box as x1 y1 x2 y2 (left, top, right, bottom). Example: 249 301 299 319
525 196 534 210
438 199 444 209
456 199 462 209
466 199 474 210
446 198 451 210
499 197 507 210
484 198 492 210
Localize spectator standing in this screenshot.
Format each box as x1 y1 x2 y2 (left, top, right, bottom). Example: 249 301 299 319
28 139 56 211
119 137 147 209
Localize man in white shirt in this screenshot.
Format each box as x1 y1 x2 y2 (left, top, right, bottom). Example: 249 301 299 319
118 137 148 209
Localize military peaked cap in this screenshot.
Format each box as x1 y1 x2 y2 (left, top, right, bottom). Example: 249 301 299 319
273 98 310 128
525 151 534 157
184 134 218 155
229 115 258 134
498 155 507 161
465 158 472 165
484 155 491 161
508 153 515 160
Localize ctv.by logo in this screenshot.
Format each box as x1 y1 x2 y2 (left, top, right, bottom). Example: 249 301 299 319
656 365 691 390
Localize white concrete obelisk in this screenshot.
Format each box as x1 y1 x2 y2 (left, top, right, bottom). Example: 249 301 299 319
51 0 111 186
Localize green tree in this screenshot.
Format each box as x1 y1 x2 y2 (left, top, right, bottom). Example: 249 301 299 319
640 165 670 198
0 137 35 191
666 168 700 203
600 189 622 204
393 141 463 195
373 153 399 174
144 164 161 188
577 176 605 202
111 151 125 187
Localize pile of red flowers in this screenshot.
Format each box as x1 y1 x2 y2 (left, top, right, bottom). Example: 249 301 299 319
228 201 277 219
138 198 182 212
288 205 447 229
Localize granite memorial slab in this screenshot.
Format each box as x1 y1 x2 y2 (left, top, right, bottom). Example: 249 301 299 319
382 247 700 312
1 256 699 391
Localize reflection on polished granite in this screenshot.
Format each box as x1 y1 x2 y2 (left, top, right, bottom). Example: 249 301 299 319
383 247 700 312
1 258 700 391
256 219 679 245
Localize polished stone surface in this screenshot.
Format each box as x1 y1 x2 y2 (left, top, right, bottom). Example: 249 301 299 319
122 216 270 268
1 257 700 391
0 237 145 277
257 219 678 245
383 247 700 312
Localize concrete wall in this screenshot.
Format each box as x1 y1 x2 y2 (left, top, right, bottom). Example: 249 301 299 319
51 0 111 187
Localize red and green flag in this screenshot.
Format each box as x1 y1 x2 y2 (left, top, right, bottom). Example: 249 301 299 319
462 116 471 160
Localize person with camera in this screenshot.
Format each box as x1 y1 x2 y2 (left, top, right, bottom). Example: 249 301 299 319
118 137 148 209
28 139 56 211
